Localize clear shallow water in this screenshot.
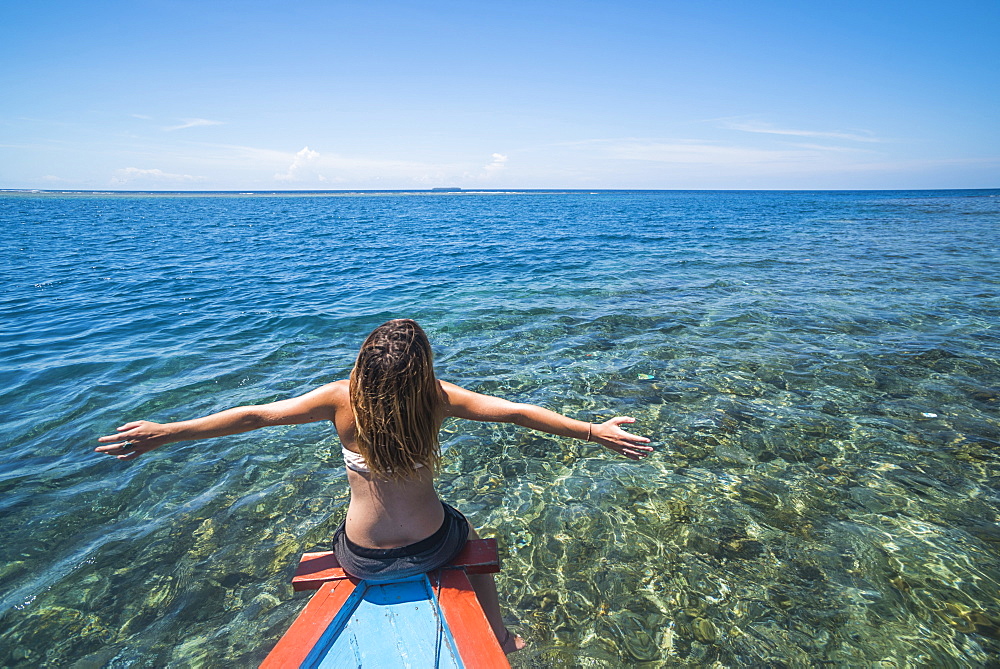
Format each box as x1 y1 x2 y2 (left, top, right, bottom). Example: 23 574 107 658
1 189 999 667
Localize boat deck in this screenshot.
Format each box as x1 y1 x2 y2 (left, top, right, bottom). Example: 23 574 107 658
262 539 509 668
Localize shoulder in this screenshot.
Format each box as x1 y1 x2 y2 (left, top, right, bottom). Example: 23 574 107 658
437 380 467 403
305 380 351 422
299 379 352 412
437 380 466 416
322 379 351 406
438 380 461 394
329 378 350 395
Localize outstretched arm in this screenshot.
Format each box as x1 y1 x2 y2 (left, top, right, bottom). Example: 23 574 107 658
95 381 345 461
440 381 653 460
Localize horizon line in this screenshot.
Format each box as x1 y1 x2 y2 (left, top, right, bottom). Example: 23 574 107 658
3 186 998 195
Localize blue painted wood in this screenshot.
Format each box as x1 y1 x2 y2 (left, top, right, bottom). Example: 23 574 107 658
303 575 464 669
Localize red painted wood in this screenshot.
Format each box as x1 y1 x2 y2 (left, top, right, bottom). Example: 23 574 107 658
452 538 502 575
292 552 348 591
260 579 357 668
432 569 510 669
292 538 500 591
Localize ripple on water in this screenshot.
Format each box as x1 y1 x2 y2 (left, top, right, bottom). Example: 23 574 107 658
1 190 999 666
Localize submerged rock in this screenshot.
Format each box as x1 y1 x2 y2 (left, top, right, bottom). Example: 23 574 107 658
692 617 717 643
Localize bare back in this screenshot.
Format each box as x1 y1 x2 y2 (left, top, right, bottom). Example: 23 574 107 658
329 380 446 548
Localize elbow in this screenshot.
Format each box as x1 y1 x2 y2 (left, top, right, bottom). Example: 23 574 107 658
503 403 534 425
238 408 271 430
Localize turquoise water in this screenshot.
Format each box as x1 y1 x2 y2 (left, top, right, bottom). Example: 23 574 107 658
1 189 999 666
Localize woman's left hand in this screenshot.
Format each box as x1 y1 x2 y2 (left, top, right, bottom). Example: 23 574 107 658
590 417 653 460
95 420 174 461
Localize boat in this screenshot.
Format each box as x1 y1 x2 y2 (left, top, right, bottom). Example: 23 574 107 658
261 538 510 668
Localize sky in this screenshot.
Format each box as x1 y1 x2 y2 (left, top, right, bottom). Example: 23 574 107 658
2 0 998 190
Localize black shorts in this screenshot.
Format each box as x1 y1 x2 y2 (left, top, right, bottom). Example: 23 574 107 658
332 502 470 581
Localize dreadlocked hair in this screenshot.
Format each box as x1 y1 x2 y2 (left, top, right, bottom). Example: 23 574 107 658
349 319 443 480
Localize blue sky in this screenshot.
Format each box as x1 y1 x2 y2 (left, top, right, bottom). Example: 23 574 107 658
2 0 997 190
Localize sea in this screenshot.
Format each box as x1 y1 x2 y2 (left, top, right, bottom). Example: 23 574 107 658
1 189 998 667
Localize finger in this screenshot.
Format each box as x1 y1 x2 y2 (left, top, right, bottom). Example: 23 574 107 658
608 416 636 426
616 431 652 444
98 433 134 443
117 422 143 432
96 441 126 452
96 440 137 454
99 425 140 443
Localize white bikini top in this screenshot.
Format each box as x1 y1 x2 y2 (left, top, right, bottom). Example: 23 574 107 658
342 446 370 473
342 446 424 474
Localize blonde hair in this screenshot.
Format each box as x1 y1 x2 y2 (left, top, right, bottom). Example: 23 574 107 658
349 319 442 480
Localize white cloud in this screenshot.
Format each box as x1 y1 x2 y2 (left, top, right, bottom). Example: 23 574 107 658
522 137 911 187
721 120 881 143
110 167 200 185
787 142 880 154
544 136 885 174
254 144 459 185
163 118 224 131
601 139 812 165
274 146 326 182
483 153 508 177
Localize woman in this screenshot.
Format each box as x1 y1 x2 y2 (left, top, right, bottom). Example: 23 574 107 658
96 319 652 654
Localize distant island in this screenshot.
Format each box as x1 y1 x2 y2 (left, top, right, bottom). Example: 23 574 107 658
430 187 463 192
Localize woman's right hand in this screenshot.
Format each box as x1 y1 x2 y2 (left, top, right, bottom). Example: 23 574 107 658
95 420 173 461
590 417 653 460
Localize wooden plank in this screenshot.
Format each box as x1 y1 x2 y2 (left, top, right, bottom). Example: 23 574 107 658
432 569 510 669
260 579 358 669
292 539 500 592
292 552 349 591
452 538 502 575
